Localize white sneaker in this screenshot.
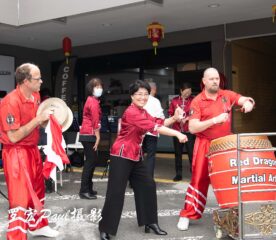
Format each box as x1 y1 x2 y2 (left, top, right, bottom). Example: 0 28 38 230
29 226 59 238
177 217 189 231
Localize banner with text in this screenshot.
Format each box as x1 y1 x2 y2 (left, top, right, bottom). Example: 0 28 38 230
54 58 77 107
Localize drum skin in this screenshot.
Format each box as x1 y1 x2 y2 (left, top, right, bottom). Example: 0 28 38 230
208 135 276 208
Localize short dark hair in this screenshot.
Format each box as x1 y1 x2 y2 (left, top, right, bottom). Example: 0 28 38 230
180 82 192 91
86 78 102 95
15 63 38 85
129 80 151 95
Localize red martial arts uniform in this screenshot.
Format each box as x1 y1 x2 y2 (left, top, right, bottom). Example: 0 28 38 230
179 89 241 219
110 103 164 161
79 95 102 195
80 96 101 135
0 86 48 240
168 96 195 174
168 96 193 132
99 103 165 235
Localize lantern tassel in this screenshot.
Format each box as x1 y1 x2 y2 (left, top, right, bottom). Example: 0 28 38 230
272 5 276 23
152 41 158 55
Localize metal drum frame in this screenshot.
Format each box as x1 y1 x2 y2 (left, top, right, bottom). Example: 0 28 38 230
213 132 276 239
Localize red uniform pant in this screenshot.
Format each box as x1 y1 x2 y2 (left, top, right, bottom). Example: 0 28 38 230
3 146 48 240
179 137 211 219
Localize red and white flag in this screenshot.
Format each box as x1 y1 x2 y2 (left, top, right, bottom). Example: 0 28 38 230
42 115 70 181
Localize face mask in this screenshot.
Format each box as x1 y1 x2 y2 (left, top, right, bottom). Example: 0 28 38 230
93 88 103 97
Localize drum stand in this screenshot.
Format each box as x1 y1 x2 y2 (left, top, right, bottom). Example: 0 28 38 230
213 207 238 239
212 132 276 239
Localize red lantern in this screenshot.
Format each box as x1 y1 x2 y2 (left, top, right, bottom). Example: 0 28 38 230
62 37 72 64
147 22 164 55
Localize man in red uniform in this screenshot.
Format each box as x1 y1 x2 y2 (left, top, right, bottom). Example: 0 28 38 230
168 82 195 180
0 63 59 239
177 67 255 231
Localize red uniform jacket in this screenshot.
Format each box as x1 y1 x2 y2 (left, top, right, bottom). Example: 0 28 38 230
168 96 193 132
110 104 164 161
0 85 40 145
80 96 101 135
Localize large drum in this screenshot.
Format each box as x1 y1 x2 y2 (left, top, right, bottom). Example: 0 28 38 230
208 134 276 209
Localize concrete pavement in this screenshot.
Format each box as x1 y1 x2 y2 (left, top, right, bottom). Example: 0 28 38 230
0 154 233 240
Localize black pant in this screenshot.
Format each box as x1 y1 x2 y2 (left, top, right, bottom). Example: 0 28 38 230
142 135 158 177
79 141 98 193
173 132 195 175
99 156 158 235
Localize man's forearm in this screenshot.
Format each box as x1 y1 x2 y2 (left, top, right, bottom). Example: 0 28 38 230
238 96 255 106
189 118 215 134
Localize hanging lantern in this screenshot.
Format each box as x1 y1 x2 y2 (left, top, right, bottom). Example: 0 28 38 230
147 22 164 55
62 37 72 64
273 5 276 23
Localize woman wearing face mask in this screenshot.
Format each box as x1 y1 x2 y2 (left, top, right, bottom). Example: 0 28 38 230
79 78 103 199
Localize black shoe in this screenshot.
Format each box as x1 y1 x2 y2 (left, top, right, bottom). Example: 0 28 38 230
145 223 167 235
100 231 110 240
79 192 97 200
90 190 98 195
173 175 182 181
45 179 53 193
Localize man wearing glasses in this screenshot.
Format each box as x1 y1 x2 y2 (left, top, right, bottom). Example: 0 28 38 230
0 63 58 239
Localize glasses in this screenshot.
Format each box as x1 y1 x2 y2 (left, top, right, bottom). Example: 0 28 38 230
134 93 149 97
31 77 42 81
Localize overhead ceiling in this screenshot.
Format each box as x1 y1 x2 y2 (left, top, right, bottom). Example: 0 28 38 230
0 0 275 51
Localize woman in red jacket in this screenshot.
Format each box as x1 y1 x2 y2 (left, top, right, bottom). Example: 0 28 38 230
79 78 103 199
168 82 195 180
99 80 188 240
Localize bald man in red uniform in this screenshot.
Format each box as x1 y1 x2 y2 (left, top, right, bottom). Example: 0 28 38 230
177 67 255 231
0 63 58 239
